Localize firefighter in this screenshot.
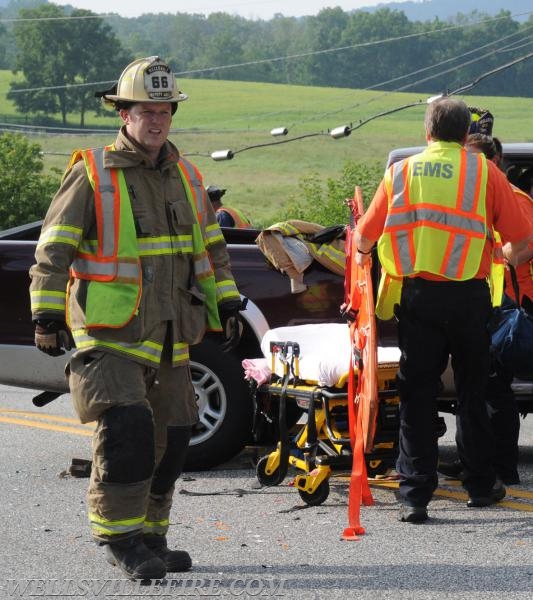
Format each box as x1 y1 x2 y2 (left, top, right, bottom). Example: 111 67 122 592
354 98 531 523
206 184 253 228
29 56 245 579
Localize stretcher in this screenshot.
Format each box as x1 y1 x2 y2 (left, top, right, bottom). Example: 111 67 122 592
249 324 401 507
245 187 401 541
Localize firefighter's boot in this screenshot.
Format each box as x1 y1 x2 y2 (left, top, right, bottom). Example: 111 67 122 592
144 534 192 572
104 534 167 581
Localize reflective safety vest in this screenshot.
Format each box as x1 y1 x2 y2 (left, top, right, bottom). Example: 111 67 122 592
216 206 253 229
70 147 141 328
69 147 222 331
375 144 502 319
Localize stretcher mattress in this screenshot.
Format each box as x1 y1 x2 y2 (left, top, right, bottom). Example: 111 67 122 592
260 323 400 387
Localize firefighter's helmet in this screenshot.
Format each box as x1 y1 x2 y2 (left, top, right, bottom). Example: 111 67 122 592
99 56 187 109
206 185 227 202
468 106 494 136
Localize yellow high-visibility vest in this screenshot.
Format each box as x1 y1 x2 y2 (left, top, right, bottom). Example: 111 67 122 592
375 143 503 319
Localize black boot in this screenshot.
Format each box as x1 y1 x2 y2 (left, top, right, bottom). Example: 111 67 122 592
104 534 166 581
144 534 192 572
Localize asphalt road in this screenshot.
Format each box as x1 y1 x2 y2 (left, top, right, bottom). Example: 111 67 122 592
1 384 532 600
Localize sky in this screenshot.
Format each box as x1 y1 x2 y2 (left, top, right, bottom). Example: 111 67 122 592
54 1 394 20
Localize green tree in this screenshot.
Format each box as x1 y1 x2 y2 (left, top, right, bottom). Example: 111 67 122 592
8 4 131 126
277 160 383 226
0 133 60 230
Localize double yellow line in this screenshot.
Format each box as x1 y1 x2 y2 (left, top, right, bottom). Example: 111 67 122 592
367 477 533 512
0 408 94 436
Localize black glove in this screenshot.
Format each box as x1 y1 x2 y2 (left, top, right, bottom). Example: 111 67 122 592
34 319 74 357
218 298 248 352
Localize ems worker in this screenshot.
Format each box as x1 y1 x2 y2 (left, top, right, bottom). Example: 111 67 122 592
206 184 253 228
29 56 244 579
354 98 531 523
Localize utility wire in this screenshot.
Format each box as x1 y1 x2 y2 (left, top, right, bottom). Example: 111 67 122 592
174 11 533 78
8 10 533 95
293 26 533 127
13 49 533 160
198 50 533 159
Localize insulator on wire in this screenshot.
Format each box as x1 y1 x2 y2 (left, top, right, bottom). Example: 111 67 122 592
427 94 444 104
330 125 351 139
270 127 288 137
211 149 234 161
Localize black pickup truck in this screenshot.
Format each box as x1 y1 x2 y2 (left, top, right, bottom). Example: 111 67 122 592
0 221 345 470
2 142 533 469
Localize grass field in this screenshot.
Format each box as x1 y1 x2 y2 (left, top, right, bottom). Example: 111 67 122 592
1 72 532 225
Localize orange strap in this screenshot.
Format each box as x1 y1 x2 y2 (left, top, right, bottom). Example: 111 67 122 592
342 187 377 541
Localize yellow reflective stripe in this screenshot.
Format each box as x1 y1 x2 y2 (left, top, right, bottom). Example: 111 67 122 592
310 244 345 269
172 343 189 366
89 512 145 536
83 237 194 256
37 224 82 248
137 235 193 256
143 519 170 535
204 224 225 246
30 290 66 312
269 222 300 236
215 280 240 303
72 331 164 365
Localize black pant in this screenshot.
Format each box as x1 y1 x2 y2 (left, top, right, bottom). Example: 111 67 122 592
486 361 520 480
395 277 496 507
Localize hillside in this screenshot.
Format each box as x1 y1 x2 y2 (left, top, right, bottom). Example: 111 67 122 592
5 77 528 226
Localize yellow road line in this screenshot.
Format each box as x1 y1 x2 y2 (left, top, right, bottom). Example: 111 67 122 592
0 412 93 436
334 476 533 511
0 408 89 426
443 478 533 500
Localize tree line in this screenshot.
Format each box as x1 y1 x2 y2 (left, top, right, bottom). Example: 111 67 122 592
0 2 532 126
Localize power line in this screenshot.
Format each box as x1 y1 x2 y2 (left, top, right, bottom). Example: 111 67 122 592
292 26 533 127
9 49 533 161
8 10 533 95
174 11 533 77
194 50 533 159
0 14 112 23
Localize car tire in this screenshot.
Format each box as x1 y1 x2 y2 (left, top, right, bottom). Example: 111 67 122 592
184 338 253 471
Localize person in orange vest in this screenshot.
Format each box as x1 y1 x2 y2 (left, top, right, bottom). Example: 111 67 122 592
354 97 531 523
438 132 533 486
29 57 244 580
206 185 253 228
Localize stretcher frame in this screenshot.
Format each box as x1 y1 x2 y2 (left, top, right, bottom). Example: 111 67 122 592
254 339 400 506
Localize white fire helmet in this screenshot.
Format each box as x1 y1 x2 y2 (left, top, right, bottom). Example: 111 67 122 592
101 56 187 109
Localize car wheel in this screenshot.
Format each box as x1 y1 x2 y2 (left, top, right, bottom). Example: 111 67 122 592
184 338 253 470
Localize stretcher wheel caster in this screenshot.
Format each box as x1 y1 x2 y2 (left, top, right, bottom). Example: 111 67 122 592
256 455 282 486
298 479 330 506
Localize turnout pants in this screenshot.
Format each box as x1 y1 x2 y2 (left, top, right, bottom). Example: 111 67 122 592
68 338 198 543
395 277 497 507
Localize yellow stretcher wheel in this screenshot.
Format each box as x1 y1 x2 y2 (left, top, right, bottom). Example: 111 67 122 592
298 479 330 506
256 454 282 486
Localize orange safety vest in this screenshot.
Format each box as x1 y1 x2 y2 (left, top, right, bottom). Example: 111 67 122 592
216 206 253 229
